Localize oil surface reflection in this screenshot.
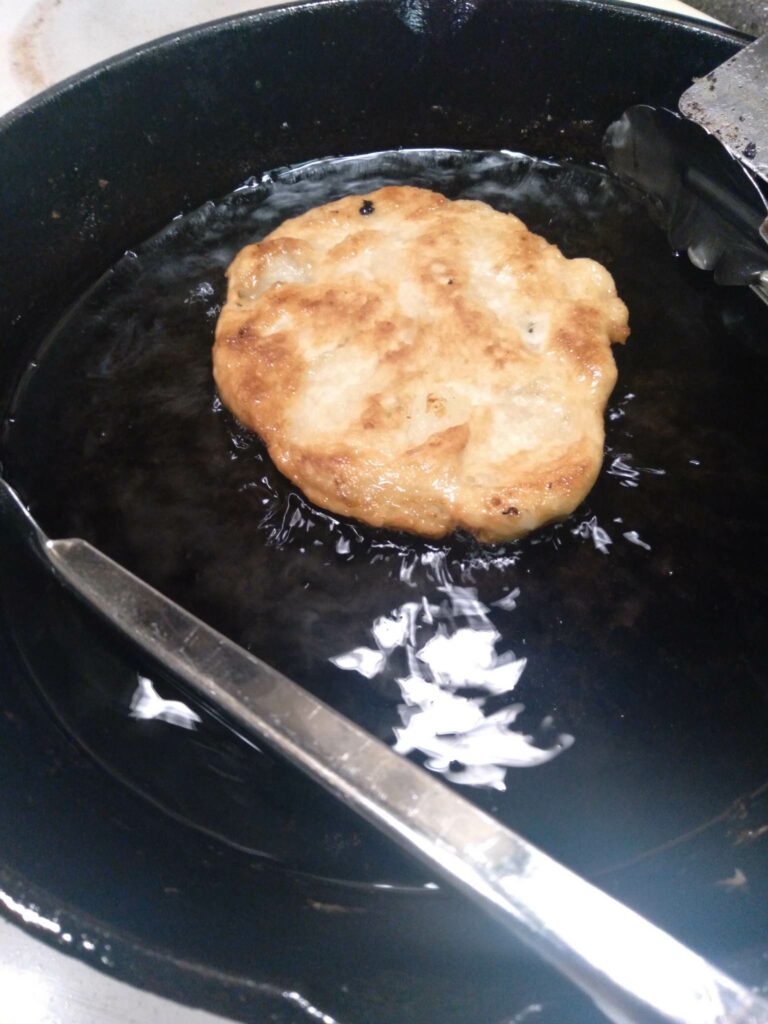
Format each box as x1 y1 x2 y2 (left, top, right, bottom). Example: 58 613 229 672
332 576 573 790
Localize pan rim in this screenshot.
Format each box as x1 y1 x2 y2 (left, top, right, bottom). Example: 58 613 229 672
0 0 752 135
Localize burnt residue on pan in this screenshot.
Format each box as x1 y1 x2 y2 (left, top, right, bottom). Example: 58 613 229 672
3 149 768 951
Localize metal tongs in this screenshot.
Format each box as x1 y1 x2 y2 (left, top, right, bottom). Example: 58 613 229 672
604 33 768 306
3 472 768 1024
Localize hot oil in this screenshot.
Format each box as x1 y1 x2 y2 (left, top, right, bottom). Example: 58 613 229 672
5 150 768 890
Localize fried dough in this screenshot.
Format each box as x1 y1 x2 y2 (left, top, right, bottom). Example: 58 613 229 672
213 185 629 541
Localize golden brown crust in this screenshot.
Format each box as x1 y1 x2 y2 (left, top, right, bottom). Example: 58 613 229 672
213 186 629 541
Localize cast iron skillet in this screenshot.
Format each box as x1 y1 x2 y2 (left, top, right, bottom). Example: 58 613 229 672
1 1 767 1021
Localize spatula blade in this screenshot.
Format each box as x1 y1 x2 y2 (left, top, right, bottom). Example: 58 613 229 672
680 33 768 186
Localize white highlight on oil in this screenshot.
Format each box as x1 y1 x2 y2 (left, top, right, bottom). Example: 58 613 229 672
129 676 202 730
331 583 572 790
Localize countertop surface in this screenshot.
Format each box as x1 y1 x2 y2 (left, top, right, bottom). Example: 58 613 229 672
0 916 229 1024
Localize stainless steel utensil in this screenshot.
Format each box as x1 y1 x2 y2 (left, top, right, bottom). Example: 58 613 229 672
680 33 768 183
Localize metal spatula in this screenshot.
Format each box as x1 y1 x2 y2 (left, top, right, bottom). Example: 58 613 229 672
3 474 768 1024
604 33 768 305
681 32 768 183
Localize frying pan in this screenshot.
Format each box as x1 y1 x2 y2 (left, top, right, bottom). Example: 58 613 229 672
1 1 767 1021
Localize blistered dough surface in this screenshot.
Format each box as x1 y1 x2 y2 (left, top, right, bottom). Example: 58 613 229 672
213 186 629 541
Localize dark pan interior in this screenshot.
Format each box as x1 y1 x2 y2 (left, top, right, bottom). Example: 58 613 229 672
5 143 768 895
1 2 766 1022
